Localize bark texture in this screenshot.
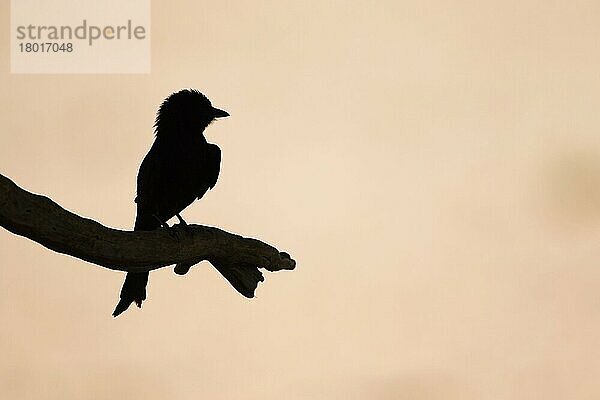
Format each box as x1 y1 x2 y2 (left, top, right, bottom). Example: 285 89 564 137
0 174 295 280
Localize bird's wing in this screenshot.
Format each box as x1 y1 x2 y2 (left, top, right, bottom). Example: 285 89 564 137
134 141 166 206
134 143 166 229
196 143 221 199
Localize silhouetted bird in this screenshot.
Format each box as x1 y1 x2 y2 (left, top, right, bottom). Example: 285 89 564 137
112 89 229 317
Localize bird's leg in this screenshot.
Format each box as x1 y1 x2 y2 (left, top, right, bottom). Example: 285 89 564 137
175 213 187 226
175 213 194 239
171 214 194 272
152 214 170 229
152 214 180 242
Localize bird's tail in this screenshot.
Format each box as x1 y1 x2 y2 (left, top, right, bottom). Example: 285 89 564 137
112 211 157 317
113 271 149 317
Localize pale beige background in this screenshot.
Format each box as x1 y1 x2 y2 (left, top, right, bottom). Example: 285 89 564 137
2 1 600 399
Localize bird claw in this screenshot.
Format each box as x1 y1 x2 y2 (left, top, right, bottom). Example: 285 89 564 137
174 214 194 239
166 226 181 242
151 214 181 241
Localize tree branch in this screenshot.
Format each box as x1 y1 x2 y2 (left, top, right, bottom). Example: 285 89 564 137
0 173 295 296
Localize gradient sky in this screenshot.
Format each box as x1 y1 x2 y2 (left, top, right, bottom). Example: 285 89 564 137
2 1 600 398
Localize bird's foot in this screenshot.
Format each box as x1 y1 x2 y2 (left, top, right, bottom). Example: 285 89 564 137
152 214 180 242
174 213 194 239
167 226 181 242
152 214 170 229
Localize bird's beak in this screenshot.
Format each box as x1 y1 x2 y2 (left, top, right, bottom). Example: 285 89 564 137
211 107 230 118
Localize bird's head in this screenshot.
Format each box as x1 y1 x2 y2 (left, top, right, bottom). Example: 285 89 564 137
154 89 229 138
